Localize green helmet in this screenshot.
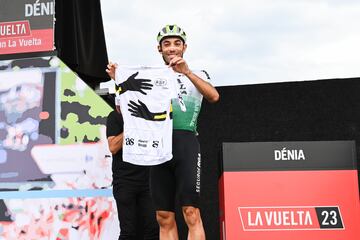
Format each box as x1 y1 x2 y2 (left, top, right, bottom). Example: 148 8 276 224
157 24 187 43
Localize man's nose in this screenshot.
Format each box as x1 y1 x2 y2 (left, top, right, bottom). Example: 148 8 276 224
168 45 177 51
168 48 175 53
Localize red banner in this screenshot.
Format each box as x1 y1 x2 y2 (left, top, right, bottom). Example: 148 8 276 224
0 0 54 55
0 29 53 54
219 170 360 240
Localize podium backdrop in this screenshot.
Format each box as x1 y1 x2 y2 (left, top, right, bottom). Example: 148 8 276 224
196 80 360 240
219 141 360 240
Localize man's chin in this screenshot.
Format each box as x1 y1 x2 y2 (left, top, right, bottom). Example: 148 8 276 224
168 56 177 61
162 56 173 65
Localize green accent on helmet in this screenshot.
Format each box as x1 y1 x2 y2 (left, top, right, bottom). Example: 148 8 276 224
157 24 187 43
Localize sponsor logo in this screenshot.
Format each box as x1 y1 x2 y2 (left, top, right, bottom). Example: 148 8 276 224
138 139 148 148
125 138 134 146
274 148 305 161
0 21 31 38
154 78 167 87
238 206 344 231
177 78 187 95
196 153 201 193
152 140 159 148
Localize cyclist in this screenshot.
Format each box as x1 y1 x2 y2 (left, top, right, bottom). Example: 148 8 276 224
150 24 219 240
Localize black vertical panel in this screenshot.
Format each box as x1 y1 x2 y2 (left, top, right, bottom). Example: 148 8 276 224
55 0 110 89
39 71 57 143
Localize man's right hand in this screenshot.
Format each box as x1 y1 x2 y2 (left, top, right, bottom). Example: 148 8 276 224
106 62 118 80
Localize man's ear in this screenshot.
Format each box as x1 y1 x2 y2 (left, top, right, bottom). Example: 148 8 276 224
183 43 187 53
158 45 162 53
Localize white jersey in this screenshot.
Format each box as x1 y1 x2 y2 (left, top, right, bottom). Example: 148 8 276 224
115 66 180 166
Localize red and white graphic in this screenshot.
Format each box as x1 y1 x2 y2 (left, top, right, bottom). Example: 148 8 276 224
0 0 54 55
238 206 344 231
0 21 31 39
219 170 360 240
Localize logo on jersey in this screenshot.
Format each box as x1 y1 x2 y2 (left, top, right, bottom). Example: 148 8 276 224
154 78 167 87
177 77 187 95
125 138 134 145
196 153 201 193
138 139 148 148
152 141 159 148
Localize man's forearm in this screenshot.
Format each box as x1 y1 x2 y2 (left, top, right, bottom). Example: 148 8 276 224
107 133 124 155
185 71 219 103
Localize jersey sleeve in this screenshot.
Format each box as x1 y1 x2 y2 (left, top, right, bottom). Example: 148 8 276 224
198 69 211 83
106 111 124 138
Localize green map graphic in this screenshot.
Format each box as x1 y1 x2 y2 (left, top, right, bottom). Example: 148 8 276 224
59 62 112 144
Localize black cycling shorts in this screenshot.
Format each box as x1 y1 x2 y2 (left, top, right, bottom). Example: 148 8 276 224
150 130 201 212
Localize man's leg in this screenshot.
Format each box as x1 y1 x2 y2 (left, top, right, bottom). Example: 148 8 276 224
156 210 178 240
138 189 159 240
150 161 177 240
182 206 205 240
113 185 137 240
173 130 205 239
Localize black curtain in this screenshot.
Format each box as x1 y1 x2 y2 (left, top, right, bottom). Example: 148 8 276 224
55 0 110 89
